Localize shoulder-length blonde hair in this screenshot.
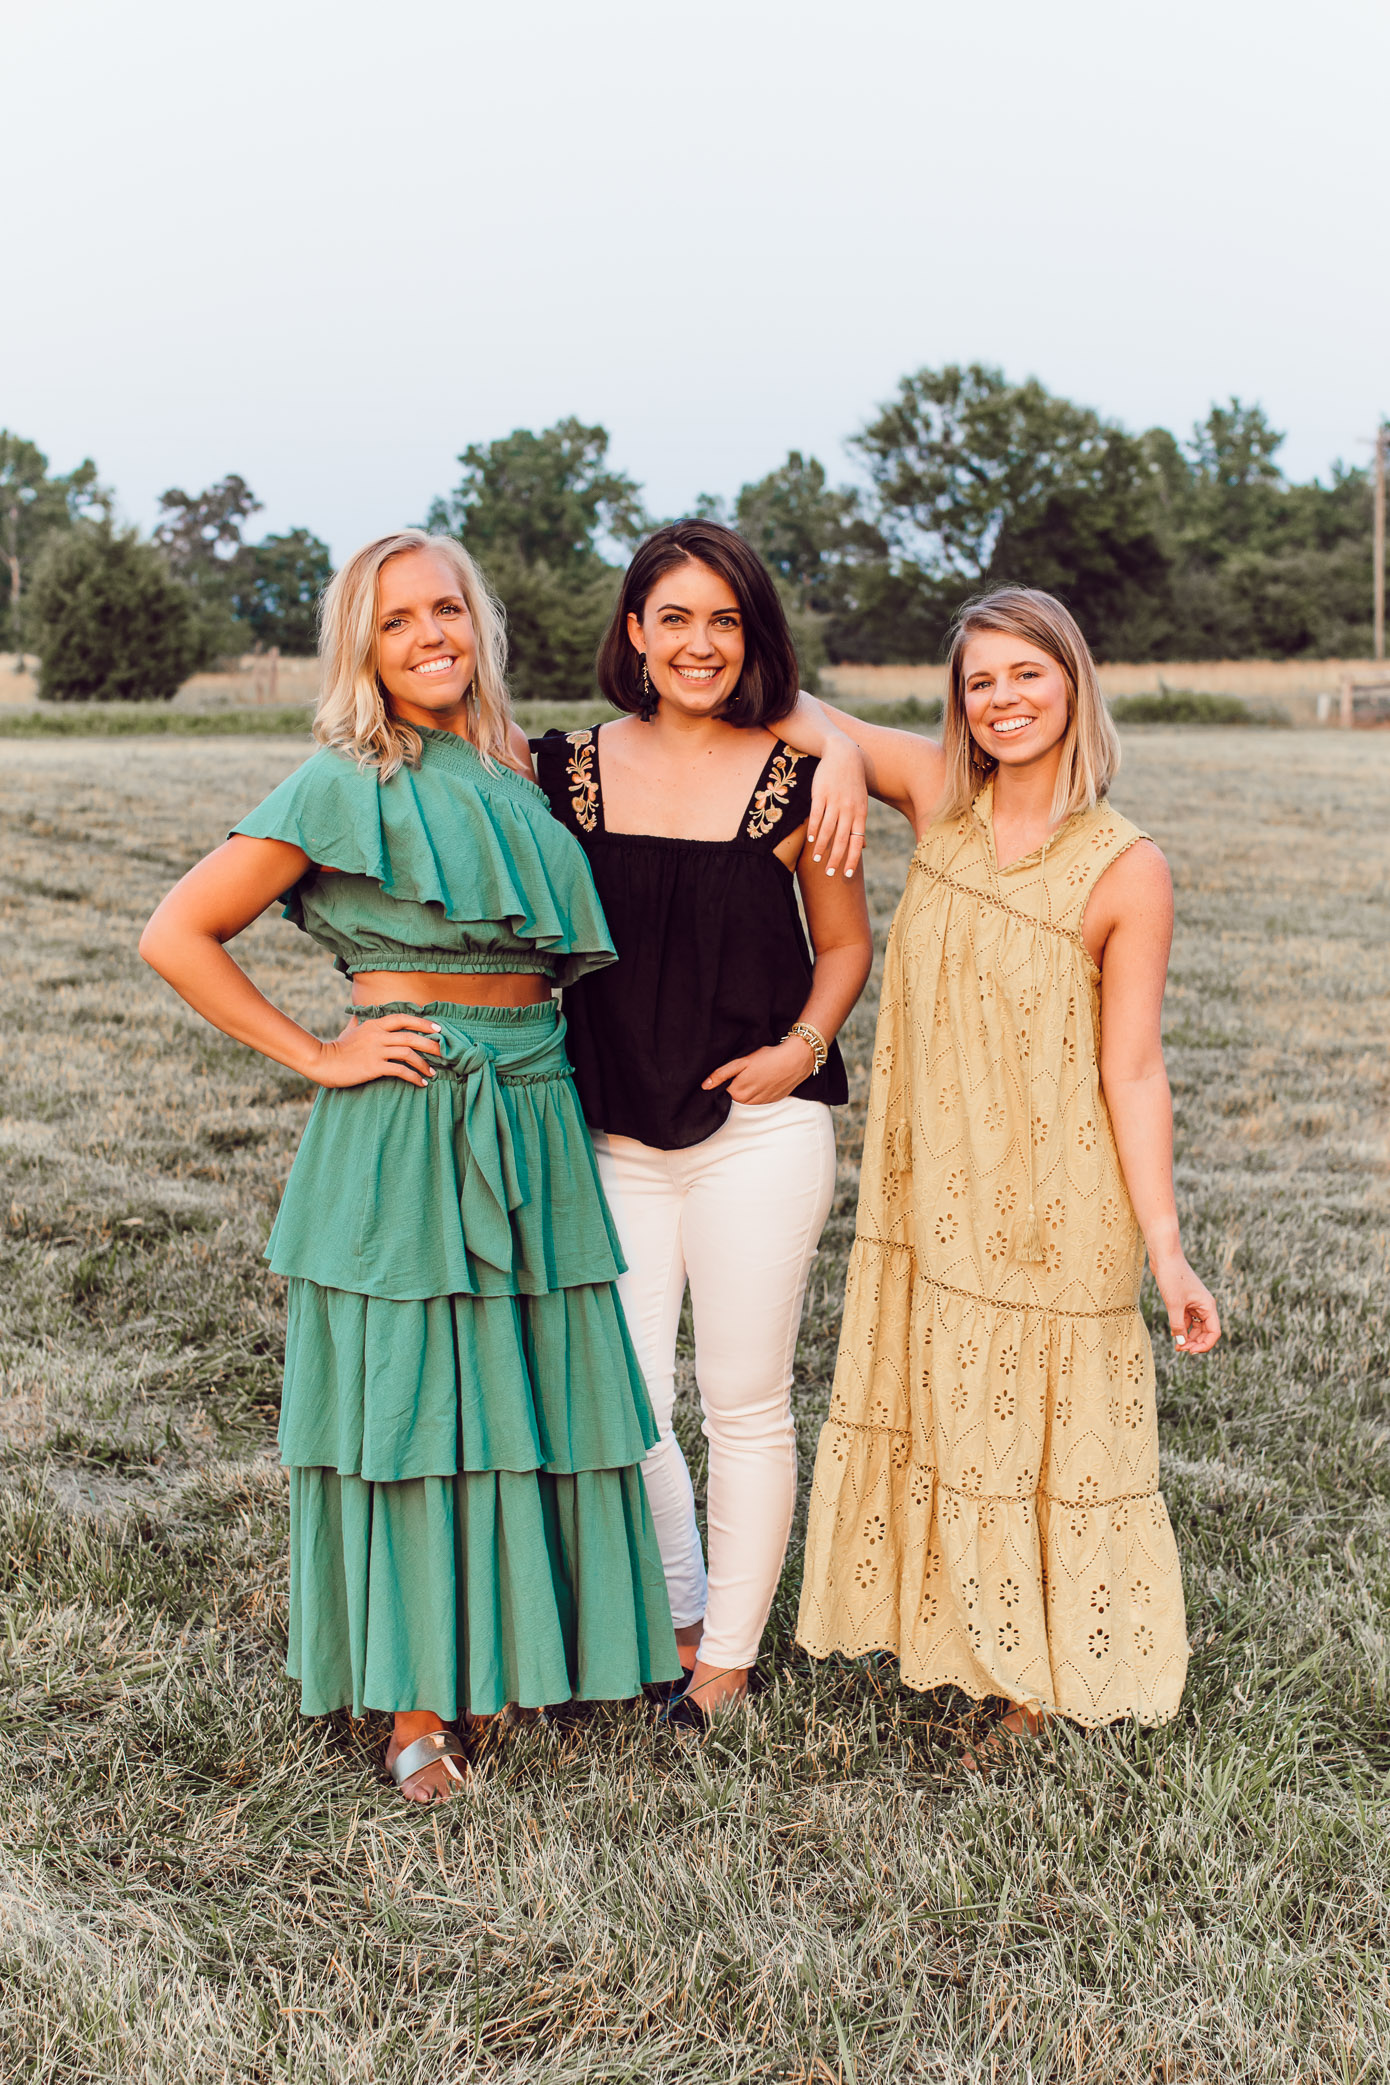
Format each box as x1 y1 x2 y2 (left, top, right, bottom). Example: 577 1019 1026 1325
315 530 512 779
938 586 1121 823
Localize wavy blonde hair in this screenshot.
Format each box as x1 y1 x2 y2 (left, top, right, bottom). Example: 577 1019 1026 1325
939 587 1121 823
315 530 512 779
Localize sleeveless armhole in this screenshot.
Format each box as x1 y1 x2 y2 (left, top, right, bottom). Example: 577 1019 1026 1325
1066 812 1154 939
742 742 817 847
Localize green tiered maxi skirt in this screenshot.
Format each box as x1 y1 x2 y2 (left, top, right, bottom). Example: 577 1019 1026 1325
270 1000 682 1718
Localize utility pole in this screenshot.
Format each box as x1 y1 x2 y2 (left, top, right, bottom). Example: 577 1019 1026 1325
5 502 20 672
1375 422 1386 664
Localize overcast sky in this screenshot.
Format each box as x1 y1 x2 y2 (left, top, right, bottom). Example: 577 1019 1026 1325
4 0 1386 557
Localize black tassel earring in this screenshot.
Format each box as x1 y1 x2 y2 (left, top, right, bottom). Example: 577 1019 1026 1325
639 655 658 722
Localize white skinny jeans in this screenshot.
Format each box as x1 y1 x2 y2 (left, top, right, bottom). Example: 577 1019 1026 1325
592 1097 836 1670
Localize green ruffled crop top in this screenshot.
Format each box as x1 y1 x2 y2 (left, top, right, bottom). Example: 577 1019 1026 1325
231 726 616 985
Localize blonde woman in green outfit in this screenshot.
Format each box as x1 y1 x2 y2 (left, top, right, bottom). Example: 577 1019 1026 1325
140 530 681 1802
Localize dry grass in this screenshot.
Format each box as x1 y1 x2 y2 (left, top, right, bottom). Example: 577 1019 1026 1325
0 655 322 710
0 729 1387 2082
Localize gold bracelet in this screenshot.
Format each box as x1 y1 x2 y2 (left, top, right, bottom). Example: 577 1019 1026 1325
784 1022 828 1076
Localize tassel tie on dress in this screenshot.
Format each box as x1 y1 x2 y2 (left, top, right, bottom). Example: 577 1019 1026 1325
352 1003 563 1286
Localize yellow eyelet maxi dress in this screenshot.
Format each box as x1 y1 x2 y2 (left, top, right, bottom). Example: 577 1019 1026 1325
796 784 1189 1727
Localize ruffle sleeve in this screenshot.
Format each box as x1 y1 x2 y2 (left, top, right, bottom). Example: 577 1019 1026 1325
230 740 617 986
232 747 393 885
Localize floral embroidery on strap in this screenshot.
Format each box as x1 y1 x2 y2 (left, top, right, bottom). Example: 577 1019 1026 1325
564 730 598 833
745 747 803 840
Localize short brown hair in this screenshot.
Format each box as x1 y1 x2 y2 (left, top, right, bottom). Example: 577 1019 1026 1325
597 520 800 727
940 586 1121 822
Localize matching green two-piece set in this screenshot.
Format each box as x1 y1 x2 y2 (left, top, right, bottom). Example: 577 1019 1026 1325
234 726 682 1718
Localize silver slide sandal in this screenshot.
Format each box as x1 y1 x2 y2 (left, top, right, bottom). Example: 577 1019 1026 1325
389 1726 469 1797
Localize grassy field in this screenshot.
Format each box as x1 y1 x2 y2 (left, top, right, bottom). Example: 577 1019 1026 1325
1 728 1387 2082
0 701 614 740
0 655 323 710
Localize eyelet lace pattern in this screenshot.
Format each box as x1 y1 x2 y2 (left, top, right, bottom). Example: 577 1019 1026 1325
797 788 1188 1728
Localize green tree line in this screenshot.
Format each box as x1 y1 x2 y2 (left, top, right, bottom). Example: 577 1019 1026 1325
2 440 332 700
722 371 1377 665
5 367 1379 703
421 384 1378 698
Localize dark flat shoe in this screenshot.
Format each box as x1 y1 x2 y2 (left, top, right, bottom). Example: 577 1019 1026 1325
645 1672 695 1705
655 1667 760 1733
655 1686 710 1733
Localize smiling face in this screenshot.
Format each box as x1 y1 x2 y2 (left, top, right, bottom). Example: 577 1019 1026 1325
960 630 1072 776
627 558 746 718
374 548 479 730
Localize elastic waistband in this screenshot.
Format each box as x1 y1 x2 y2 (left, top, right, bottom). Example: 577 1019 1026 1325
351 997 569 1090
344 955 558 978
352 999 558 1027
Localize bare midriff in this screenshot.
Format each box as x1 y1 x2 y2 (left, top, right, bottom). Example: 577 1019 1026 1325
350 971 553 1009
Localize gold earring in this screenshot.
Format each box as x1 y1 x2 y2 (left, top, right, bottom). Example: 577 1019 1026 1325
640 655 656 718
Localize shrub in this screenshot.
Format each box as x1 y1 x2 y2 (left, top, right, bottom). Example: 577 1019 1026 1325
845 694 943 728
28 525 206 703
0 704 316 738
1108 690 1286 727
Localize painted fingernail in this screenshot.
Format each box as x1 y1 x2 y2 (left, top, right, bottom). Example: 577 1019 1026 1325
1174 1333 1186 1346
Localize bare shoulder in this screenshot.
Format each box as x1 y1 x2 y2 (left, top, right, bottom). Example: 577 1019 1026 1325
898 733 947 837
505 721 537 778
911 732 948 795
1086 836 1172 951
1097 835 1171 905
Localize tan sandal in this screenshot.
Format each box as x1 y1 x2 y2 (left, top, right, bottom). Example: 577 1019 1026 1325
960 1704 1050 1774
465 1704 552 1751
389 1727 469 1800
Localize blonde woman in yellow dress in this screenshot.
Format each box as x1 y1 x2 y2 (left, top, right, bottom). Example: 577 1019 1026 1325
789 587 1220 1752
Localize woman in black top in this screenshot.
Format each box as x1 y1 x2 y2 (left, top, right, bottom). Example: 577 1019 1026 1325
535 521 872 1720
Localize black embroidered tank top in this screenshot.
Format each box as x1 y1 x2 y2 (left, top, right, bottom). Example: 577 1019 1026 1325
533 726 849 1149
